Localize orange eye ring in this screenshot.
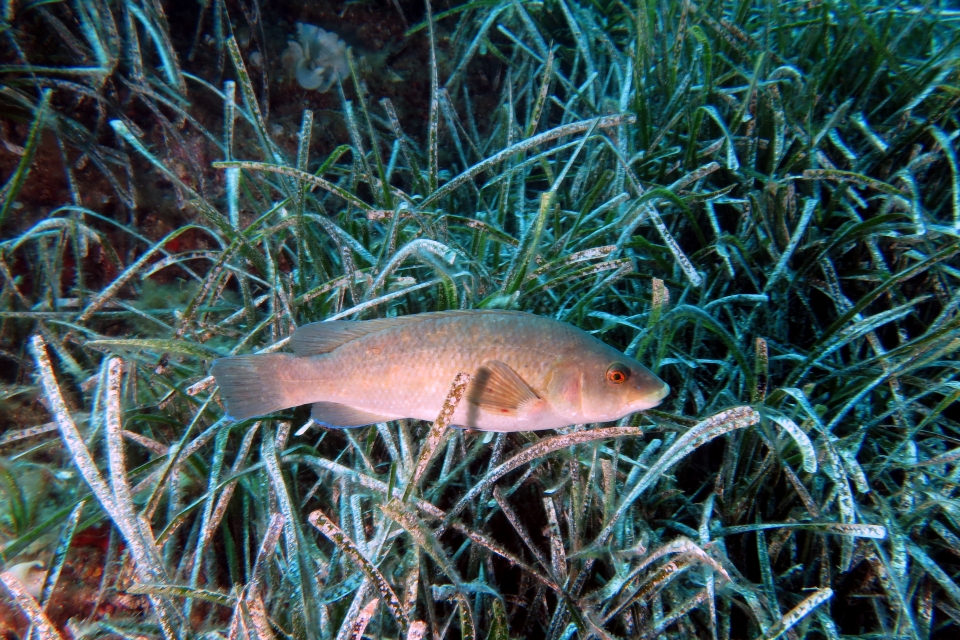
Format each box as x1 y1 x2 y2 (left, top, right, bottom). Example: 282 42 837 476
606 364 630 385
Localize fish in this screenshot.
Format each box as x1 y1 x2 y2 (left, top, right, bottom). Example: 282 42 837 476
210 310 669 432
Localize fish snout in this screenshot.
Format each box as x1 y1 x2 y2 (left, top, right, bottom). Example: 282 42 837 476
647 380 670 404
632 371 670 409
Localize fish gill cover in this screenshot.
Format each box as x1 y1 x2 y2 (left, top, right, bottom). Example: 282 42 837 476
0 0 958 638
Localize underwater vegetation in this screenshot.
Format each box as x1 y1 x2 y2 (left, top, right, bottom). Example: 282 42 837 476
0 0 959 638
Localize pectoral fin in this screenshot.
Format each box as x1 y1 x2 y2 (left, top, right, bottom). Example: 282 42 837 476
467 360 541 417
311 402 397 428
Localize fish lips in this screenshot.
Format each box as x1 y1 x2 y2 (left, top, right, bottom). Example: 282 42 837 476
629 378 671 412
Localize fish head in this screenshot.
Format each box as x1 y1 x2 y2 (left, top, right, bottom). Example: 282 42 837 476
549 341 669 423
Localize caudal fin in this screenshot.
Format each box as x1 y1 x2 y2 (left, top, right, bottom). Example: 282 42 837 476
211 354 316 421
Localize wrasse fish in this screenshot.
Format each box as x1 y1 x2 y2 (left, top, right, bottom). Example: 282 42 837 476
211 310 669 432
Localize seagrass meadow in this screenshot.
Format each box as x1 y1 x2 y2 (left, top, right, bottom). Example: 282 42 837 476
0 0 959 638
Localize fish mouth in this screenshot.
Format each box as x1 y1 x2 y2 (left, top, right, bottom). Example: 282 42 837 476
631 381 671 411
651 382 670 405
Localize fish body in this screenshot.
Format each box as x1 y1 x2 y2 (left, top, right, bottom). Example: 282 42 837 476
211 310 669 432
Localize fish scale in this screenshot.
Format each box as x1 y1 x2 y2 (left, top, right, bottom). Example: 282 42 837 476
211 310 669 432
328 314 558 414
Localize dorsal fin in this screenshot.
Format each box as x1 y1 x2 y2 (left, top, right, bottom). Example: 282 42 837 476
290 322 385 356
289 310 536 356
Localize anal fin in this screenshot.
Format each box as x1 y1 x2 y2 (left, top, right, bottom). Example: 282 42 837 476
311 402 397 428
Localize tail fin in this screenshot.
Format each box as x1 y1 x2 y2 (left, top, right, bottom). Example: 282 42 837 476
211 354 316 421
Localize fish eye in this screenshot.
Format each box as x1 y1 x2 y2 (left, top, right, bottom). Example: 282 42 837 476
606 364 630 385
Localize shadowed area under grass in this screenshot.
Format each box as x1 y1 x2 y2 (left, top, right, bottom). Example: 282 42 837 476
1 0 959 638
